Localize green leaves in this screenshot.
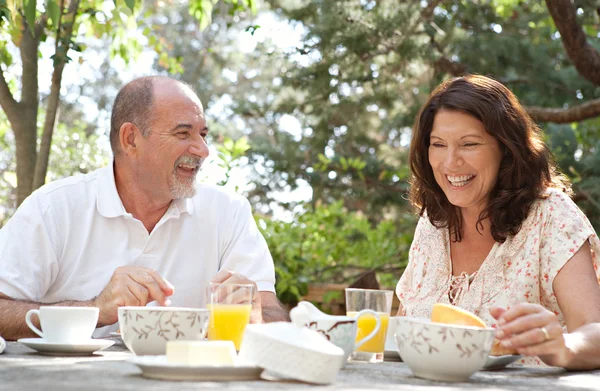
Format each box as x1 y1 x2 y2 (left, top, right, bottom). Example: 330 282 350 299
189 0 258 31
0 0 13 26
23 0 36 30
214 136 251 188
189 0 216 31
45 0 60 29
260 201 415 305
124 0 135 12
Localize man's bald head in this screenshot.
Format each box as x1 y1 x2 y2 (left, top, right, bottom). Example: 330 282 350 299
109 76 196 156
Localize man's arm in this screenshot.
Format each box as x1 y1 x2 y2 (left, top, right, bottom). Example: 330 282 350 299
260 291 290 322
0 293 96 341
0 266 174 341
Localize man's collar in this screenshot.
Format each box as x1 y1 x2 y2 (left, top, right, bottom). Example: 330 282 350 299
172 196 195 216
96 162 195 218
96 162 126 218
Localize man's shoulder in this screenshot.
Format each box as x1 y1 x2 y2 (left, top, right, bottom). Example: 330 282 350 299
31 167 106 209
37 169 102 195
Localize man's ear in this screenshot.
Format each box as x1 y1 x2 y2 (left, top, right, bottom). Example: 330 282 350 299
119 122 140 156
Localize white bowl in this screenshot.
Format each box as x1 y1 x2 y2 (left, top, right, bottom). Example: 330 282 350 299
238 322 345 384
118 307 209 355
394 317 495 382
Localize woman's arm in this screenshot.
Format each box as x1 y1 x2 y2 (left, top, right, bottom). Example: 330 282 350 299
492 241 600 369
551 240 600 369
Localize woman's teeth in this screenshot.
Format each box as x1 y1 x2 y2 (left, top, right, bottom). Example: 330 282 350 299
447 175 474 187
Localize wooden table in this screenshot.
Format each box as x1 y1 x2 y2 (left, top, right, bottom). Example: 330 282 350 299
1 341 599 390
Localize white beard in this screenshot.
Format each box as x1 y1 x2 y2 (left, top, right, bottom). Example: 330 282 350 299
170 171 197 199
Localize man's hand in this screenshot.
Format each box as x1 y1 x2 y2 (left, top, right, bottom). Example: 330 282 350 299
210 270 262 323
92 266 174 326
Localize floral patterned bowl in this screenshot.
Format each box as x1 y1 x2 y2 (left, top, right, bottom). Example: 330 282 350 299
118 307 209 355
393 317 495 382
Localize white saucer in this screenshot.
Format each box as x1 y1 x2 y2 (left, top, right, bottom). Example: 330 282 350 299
483 355 522 370
129 355 263 381
18 338 115 356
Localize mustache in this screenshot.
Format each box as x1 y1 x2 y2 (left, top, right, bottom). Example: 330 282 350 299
175 155 204 169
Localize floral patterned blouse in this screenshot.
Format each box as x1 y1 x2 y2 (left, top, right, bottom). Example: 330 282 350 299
396 188 600 366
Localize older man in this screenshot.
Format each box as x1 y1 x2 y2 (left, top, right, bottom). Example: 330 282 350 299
0 76 288 340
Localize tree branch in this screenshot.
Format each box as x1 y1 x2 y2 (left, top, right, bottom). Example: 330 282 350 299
525 98 600 123
545 0 600 86
432 54 600 123
34 0 81 190
0 68 19 123
434 56 467 76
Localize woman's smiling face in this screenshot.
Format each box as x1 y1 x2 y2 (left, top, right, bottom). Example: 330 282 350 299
428 109 503 214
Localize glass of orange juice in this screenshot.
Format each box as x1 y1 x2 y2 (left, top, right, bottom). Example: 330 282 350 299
206 283 254 351
345 288 393 363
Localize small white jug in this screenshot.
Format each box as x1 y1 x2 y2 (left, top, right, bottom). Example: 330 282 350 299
290 301 381 363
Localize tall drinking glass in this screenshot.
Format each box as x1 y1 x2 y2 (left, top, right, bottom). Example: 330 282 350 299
345 288 393 363
206 283 254 351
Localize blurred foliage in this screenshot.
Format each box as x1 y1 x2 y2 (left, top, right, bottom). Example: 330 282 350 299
258 201 415 305
0 109 110 225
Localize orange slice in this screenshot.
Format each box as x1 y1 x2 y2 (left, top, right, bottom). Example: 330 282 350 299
431 303 487 328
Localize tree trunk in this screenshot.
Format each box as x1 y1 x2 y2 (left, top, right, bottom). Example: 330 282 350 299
13 118 38 206
545 0 600 86
14 18 41 206
34 0 81 191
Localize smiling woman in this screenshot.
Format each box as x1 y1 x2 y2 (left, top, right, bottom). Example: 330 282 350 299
396 74 600 370
428 110 503 216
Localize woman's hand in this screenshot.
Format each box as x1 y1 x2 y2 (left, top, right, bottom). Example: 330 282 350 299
490 304 573 367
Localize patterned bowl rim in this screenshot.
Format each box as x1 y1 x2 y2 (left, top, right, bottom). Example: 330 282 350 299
118 306 210 313
396 316 496 332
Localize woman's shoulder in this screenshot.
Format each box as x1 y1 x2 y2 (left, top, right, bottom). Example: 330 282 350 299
416 212 443 233
518 187 593 241
531 187 579 218
520 187 572 217
412 212 447 250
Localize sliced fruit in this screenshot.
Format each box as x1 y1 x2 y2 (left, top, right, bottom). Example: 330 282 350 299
431 303 487 328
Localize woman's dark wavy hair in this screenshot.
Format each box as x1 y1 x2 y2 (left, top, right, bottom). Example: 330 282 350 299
409 74 572 242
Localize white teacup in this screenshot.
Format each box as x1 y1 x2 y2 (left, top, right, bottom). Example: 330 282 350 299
25 306 99 343
290 301 381 363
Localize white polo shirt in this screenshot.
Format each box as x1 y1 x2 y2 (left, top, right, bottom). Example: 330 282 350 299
0 164 275 336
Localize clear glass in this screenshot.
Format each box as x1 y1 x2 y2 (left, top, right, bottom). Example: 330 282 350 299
345 288 393 363
206 283 254 351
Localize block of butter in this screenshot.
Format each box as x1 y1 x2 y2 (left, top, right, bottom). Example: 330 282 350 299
166 340 237 366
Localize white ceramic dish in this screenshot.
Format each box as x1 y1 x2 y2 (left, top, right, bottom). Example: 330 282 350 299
394 317 495 382
18 338 114 356
239 322 345 384
118 307 209 355
483 354 522 370
129 355 263 381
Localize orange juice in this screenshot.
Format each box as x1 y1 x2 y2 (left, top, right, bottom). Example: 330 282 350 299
207 304 252 350
348 311 390 353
